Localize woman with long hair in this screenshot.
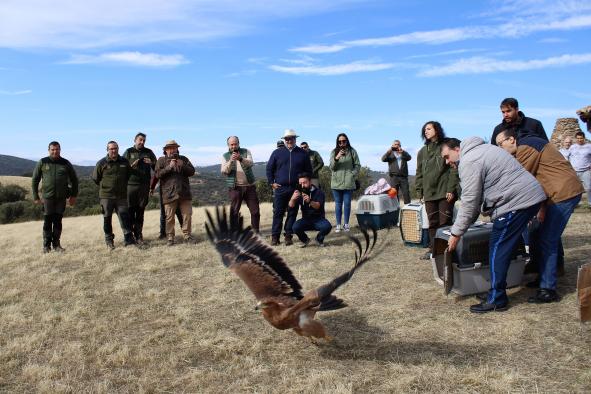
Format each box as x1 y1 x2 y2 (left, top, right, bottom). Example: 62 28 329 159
329 132 361 232
415 121 459 259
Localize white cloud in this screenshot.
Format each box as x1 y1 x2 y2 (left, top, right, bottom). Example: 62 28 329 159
63 51 189 67
269 61 394 76
538 37 568 43
418 53 591 77
291 14 591 54
0 89 32 95
0 0 362 49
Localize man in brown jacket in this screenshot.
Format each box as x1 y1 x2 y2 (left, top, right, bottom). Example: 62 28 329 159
496 128 583 303
155 140 196 245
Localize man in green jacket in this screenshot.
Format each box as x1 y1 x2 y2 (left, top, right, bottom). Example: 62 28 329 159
92 141 136 249
32 141 79 253
300 141 324 188
123 132 157 244
221 136 260 232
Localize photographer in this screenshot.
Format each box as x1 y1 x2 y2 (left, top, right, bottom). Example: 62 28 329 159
381 139 412 204
155 140 196 245
289 172 331 247
221 136 260 232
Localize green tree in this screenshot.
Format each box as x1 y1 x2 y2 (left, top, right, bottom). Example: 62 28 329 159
318 165 374 201
255 179 273 203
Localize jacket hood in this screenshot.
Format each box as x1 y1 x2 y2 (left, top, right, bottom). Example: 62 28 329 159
460 136 485 156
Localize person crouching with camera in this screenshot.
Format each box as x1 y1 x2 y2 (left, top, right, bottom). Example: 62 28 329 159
289 172 332 247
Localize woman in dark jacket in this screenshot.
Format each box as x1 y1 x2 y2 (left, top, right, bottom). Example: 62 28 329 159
415 121 459 259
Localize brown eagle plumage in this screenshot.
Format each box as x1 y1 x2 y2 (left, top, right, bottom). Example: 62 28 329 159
205 206 377 341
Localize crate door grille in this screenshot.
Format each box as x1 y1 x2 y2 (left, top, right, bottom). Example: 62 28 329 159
401 209 422 243
359 200 374 212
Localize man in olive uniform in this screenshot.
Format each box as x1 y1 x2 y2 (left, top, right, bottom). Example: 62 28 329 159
32 141 79 253
123 132 157 244
300 141 324 188
155 140 196 245
92 141 136 249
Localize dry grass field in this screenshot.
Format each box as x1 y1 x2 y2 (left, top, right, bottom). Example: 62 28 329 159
0 176 33 197
1 202 590 393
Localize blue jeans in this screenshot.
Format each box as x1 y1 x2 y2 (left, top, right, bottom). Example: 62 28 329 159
293 217 332 243
537 194 581 290
488 203 540 306
271 186 298 237
332 189 353 226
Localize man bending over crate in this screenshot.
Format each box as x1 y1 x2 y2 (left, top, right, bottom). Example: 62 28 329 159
440 137 546 314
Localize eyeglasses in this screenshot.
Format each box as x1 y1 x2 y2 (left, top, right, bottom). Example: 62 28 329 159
496 137 511 146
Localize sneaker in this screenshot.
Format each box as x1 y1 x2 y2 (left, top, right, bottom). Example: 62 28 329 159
343 224 350 232
167 239 175 247
299 238 311 248
43 246 51 254
53 245 65 253
335 225 342 233
419 251 431 260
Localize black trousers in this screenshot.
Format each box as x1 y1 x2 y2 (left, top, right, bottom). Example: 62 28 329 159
389 175 411 204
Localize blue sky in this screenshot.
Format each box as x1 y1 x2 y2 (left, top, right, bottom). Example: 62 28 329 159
1 0 590 173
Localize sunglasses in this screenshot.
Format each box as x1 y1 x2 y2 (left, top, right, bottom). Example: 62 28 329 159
284 137 295 141
338 140 348 144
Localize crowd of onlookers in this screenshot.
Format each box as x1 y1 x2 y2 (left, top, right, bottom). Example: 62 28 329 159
31 96 591 313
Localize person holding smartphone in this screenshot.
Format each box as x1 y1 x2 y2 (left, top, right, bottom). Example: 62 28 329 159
329 132 361 233
381 139 412 204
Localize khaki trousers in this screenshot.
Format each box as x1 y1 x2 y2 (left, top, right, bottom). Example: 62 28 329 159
164 199 192 239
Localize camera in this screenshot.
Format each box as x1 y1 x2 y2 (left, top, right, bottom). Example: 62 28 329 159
171 153 179 159
296 184 311 196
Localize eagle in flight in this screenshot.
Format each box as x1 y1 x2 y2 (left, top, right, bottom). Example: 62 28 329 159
205 206 377 341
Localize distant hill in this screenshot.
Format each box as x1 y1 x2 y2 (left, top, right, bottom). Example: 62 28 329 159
0 155 95 177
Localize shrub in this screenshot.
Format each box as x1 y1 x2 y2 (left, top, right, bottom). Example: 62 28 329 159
0 201 26 224
0 184 27 204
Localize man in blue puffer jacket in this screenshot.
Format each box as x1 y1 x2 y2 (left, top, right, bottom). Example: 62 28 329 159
266 129 312 246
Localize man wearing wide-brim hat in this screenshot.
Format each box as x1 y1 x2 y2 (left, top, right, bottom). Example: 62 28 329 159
155 140 196 245
265 129 313 246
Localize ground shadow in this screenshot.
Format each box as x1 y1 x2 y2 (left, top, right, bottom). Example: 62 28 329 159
318 309 496 366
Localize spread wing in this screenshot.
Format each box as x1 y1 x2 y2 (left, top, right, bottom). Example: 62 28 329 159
315 227 378 311
205 206 303 301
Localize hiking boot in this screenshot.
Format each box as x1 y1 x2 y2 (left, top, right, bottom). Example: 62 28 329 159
184 235 197 244
315 240 326 247
284 234 293 246
167 238 175 247
299 238 311 248
43 231 52 253
158 233 166 240
528 288 561 304
135 233 144 245
52 241 65 253
105 234 115 250
124 233 137 246
271 236 280 246
43 245 51 253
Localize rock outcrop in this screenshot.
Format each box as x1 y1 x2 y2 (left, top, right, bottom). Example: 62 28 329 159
576 105 591 131
550 118 583 149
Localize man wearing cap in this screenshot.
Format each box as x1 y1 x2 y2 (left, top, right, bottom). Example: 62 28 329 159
155 140 196 245
32 141 79 253
92 141 136 249
123 132 157 244
221 136 260 232
266 129 313 246
300 141 324 188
